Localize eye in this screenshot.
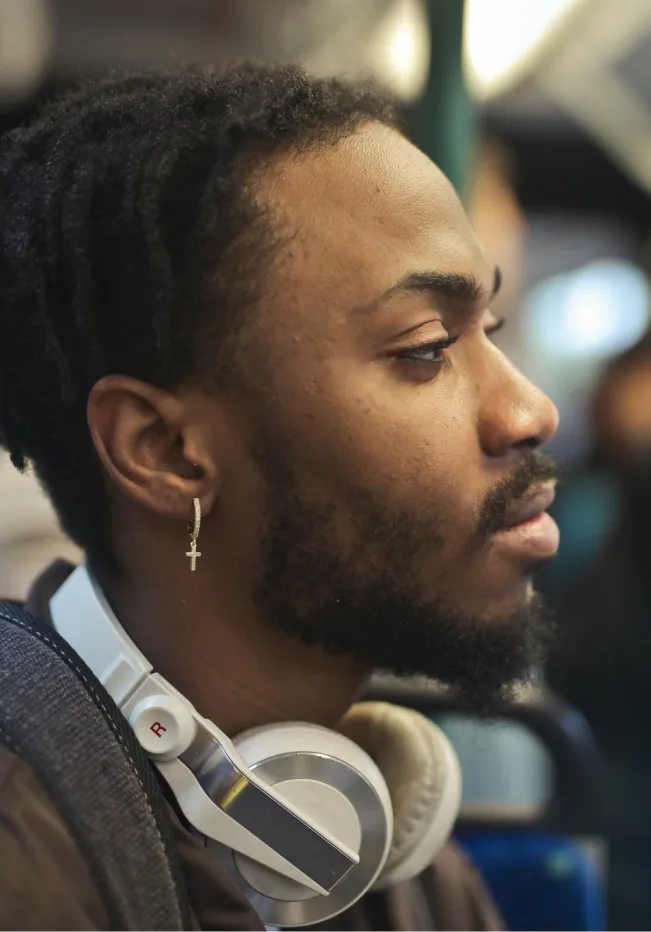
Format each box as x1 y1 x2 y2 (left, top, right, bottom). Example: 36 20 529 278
394 334 460 365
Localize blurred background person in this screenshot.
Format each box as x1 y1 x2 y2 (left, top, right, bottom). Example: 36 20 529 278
545 331 651 931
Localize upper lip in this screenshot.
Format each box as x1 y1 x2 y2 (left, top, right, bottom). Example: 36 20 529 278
499 481 557 530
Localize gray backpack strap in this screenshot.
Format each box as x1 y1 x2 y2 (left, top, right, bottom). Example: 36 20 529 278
0 602 190 931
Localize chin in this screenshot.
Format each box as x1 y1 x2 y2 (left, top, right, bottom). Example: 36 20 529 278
516 577 538 608
459 577 538 624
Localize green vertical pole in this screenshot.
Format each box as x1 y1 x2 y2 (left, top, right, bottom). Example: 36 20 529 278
408 0 476 202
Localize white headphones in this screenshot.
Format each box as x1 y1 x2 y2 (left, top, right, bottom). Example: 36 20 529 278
50 565 462 928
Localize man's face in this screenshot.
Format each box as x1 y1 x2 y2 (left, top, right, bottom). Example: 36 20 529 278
219 122 559 704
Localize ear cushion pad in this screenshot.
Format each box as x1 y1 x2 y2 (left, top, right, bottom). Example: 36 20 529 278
337 701 462 888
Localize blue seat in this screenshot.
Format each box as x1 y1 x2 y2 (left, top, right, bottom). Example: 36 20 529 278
456 830 605 931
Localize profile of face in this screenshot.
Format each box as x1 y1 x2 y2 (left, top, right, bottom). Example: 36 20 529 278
95 120 559 708
203 122 560 706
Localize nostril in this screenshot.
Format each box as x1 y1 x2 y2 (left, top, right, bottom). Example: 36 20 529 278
515 436 541 451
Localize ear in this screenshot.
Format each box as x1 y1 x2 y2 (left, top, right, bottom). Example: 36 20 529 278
87 375 220 520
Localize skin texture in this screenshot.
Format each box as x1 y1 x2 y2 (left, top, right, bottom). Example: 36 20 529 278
88 122 559 734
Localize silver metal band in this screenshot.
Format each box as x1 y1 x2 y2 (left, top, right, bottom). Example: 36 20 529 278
181 722 358 891
207 751 390 928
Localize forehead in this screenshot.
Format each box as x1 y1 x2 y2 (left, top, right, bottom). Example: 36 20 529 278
256 122 489 319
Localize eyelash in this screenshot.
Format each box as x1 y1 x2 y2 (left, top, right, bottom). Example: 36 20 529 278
396 318 506 366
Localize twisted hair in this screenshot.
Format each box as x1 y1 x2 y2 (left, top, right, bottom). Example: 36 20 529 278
0 63 397 556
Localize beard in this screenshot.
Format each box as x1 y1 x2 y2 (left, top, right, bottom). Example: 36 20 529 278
251 439 556 709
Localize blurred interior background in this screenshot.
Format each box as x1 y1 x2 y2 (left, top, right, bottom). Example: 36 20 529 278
3 1 651 928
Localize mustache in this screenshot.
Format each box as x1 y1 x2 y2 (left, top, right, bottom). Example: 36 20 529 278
476 452 560 541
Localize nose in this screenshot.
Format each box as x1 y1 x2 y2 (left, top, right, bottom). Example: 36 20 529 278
478 352 559 458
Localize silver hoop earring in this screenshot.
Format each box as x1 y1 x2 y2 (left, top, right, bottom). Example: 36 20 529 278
185 498 202 571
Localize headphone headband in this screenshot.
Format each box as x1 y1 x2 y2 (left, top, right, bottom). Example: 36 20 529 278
50 565 358 894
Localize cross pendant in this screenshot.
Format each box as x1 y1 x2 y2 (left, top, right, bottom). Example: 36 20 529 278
185 540 201 571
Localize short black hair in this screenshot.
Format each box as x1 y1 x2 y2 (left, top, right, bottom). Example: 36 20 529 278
0 63 398 558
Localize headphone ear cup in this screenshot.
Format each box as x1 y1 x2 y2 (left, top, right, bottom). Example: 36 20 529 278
337 702 462 888
209 721 393 928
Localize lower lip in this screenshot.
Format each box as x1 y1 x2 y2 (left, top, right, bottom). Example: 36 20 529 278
492 511 560 561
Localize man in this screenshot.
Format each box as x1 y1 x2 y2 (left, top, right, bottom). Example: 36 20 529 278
0 64 559 929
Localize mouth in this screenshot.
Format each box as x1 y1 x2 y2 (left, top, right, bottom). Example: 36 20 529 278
491 481 560 562
500 481 557 529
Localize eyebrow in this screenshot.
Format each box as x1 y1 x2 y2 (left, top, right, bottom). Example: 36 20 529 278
355 265 502 316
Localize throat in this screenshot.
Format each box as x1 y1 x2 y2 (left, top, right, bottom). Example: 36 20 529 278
97 568 369 736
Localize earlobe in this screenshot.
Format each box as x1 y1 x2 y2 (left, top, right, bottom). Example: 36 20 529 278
87 375 219 520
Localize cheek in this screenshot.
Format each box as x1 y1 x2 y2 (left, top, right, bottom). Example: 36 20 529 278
292 365 481 528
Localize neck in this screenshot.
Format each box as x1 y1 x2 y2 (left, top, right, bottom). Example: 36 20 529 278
95 563 368 737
